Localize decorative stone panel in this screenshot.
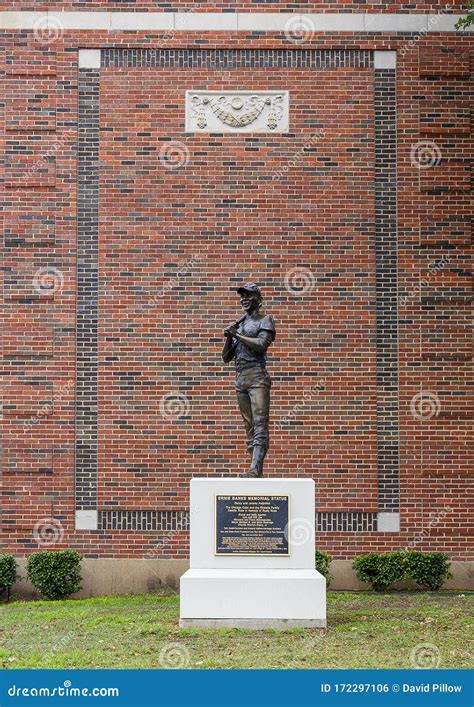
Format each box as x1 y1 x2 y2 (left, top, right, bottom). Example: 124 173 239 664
185 91 290 133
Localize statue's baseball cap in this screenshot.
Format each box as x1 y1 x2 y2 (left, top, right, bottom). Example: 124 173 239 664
237 283 261 296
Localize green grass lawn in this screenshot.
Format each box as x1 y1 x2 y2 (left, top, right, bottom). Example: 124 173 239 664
1 592 472 670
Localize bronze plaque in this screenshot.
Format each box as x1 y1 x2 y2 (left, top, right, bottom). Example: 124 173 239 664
215 494 290 556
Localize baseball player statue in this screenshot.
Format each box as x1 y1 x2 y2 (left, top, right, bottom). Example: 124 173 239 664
222 283 276 478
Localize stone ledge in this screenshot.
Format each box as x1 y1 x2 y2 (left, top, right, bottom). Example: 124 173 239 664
0 12 472 33
10 558 474 598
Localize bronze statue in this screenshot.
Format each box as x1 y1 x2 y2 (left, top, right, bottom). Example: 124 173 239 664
222 284 276 477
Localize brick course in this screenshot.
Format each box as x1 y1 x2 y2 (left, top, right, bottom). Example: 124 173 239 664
0 2 467 10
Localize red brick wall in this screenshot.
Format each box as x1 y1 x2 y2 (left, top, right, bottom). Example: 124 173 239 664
98 60 378 513
1 27 472 561
0 2 466 10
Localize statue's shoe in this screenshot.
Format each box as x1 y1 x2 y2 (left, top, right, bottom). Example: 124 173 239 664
241 467 261 478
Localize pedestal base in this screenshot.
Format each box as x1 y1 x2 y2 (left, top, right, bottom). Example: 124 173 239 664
179 618 325 629
179 568 327 629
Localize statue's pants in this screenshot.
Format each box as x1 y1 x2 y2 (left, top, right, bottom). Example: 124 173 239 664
235 366 271 473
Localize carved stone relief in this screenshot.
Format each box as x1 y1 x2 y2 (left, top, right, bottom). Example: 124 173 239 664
185 91 289 133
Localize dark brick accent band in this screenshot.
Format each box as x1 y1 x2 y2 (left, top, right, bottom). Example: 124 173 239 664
101 48 373 70
98 509 377 533
76 69 100 510
316 512 378 533
75 49 399 529
374 67 399 513
99 510 190 532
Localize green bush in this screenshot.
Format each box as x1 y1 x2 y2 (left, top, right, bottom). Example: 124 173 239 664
315 550 333 587
404 551 453 591
0 554 18 599
353 551 452 591
353 551 406 591
27 550 82 600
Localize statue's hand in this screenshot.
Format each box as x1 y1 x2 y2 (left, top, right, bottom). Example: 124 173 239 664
224 325 238 338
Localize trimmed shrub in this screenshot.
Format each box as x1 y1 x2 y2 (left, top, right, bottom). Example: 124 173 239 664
27 550 82 600
353 551 406 591
404 551 453 591
353 551 453 591
0 554 18 600
315 550 333 587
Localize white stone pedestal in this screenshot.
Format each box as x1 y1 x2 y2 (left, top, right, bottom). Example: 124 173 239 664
179 478 326 629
